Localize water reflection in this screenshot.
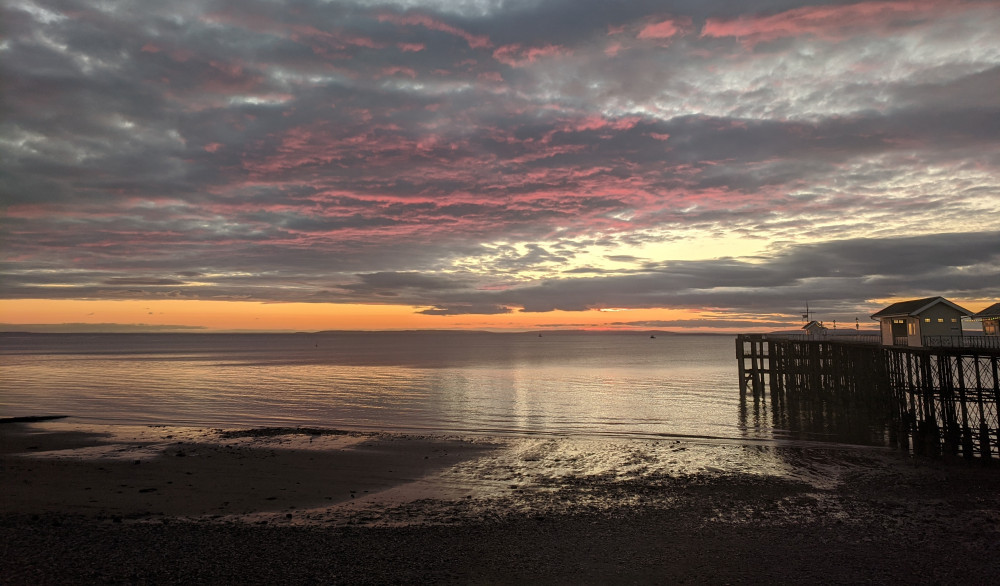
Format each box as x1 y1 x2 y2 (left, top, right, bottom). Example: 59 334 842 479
2 333 744 439
737 371 898 447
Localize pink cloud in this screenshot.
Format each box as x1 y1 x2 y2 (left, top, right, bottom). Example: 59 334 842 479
547 115 642 138
380 66 417 78
203 11 386 61
638 18 682 39
204 143 224 153
397 42 425 52
493 43 570 67
292 25 387 61
202 10 286 37
649 133 671 141
241 119 485 182
377 13 492 49
701 1 960 46
169 49 194 63
604 42 623 57
607 24 627 35
478 71 504 83
352 108 373 123
198 60 267 94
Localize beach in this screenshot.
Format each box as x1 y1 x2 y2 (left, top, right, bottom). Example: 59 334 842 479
3 421 1000 584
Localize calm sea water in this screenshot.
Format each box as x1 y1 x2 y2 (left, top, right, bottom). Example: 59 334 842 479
0 332 773 441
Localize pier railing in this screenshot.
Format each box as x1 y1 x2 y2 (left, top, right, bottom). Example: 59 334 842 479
768 333 881 345
923 335 1000 350
736 334 1000 461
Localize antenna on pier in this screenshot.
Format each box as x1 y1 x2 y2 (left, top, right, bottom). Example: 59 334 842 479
801 302 814 323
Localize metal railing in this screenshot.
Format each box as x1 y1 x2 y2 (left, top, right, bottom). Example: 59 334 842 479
769 333 881 345
923 336 1000 350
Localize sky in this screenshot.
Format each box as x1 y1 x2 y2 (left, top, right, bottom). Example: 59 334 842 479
2 0 999 333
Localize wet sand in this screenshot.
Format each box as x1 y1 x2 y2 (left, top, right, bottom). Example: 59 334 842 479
0 423 494 520
3 422 1000 584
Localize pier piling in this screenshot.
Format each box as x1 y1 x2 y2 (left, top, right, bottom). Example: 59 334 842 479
736 335 1000 461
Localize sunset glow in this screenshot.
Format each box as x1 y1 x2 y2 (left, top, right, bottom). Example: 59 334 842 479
0 299 730 333
2 0 998 332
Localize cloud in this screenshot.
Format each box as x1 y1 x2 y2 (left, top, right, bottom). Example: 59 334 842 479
637 17 686 41
701 1 980 47
324 231 1000 318
102 277 187 286
0 323 207 333
418 304 513 315
1 0 999 330
376 11 492 49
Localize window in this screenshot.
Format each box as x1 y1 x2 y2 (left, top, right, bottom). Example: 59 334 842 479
924 318 931 322
908 322 916 335
937 318 944 323
951 318 957 323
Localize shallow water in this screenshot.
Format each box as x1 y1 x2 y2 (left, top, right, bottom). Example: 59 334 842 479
0 331 880 446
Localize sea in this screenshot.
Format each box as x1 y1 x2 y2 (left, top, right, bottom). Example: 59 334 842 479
0 331 792 443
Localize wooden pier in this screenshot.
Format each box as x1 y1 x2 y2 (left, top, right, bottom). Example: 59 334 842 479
737 334 1000 461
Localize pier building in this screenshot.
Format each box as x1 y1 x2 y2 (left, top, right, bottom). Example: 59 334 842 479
870 297 971 347
975 303 1000 337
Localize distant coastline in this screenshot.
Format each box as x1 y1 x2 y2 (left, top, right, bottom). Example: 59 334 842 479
0 327 729 336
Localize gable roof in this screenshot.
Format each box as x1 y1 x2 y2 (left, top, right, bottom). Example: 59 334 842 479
870 296 972 319
802 320 826 330
974 302 1000 319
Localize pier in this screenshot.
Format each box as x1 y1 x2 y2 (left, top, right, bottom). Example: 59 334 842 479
737 335 1000 461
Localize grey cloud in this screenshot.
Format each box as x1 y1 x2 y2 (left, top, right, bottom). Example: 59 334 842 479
102 277 187 286
368 231 1000 317
894 65 1000 112
2 227 997 332
605 255 643 262
2 0 999 330
418 304 512 315
345 271 472 294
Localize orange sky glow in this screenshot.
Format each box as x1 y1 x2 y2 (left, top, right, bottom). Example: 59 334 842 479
2 297 993 333
0 299 734 333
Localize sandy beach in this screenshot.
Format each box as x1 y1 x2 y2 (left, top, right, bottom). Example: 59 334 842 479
3 421 1000 584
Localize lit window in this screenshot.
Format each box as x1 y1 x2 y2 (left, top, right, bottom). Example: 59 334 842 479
938 318 944 323
924 318 931 322
908 322 916 335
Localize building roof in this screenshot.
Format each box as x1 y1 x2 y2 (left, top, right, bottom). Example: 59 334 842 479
973 302 1000 319
870 296 972 319
802 320 826 330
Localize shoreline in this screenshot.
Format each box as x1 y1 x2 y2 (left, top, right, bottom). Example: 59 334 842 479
0 422 500 522
3 421 1000 583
